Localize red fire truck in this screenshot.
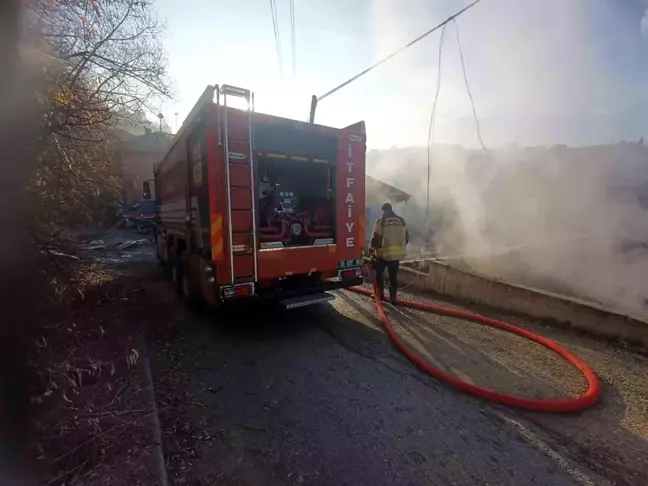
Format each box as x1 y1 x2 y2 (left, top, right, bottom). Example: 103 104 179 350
153 84 366 309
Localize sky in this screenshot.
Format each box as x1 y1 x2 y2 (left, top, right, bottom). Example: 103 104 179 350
154 0 648 149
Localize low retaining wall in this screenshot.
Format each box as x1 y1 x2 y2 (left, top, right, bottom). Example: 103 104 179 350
397 261 648 348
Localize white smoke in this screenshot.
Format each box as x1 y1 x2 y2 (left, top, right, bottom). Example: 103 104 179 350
368 144 648 317
362 1 648 317
357 0 648 148
641 1 648 39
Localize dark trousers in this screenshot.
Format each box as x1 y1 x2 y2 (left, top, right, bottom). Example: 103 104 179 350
375 259 400 301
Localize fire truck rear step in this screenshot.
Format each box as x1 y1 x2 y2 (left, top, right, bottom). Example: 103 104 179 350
279 293 335 310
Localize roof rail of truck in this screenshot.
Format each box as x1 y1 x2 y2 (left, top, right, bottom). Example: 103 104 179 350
154 85 217 174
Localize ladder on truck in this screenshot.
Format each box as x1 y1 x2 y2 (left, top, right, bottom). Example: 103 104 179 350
220 84 258 292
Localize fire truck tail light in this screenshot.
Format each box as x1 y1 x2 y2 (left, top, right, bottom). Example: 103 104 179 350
340 269 361 280
235 285 253 296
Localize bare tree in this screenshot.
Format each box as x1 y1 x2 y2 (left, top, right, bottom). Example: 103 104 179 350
24 0 172 231
8 2 172 483
34 0 171 122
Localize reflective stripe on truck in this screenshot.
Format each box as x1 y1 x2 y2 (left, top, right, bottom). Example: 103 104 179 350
211 213 223 261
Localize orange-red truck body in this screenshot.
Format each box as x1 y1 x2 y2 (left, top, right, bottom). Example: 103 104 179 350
153 85 365 304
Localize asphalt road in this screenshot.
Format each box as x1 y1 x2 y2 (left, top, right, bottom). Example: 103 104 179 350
150 280 648 486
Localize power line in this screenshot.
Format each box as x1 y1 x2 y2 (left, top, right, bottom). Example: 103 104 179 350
453 18 489 156
423 20 490 227
290 0 296 79
425 24 447 225
269 0 283 76
315 0 483 104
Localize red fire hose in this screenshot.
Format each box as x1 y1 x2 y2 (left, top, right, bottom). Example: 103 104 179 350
347 266 601 413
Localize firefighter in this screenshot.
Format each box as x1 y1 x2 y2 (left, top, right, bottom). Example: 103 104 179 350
370 202 409 304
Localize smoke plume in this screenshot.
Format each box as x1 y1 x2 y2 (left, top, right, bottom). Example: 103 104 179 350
368 145 648 317
365 0 648 316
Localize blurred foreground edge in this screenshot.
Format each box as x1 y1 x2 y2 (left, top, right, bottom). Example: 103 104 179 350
0 1 41 484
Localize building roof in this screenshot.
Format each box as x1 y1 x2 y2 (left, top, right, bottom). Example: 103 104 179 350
366 175 412 204
118 130 172 154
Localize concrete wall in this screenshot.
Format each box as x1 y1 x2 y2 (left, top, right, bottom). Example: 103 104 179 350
397 261 648 348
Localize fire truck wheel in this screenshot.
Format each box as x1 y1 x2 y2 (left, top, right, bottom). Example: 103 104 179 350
170 252 182 293
156 237 169 274
179 250 203 309
157 252 168 272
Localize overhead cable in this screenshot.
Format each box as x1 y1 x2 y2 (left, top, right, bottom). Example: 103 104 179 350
290 0 296 79
315 0 483 103
453 18 489 157
425 24 447 225
269 0 283 76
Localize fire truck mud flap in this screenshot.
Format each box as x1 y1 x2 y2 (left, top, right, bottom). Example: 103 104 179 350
279 293 336 310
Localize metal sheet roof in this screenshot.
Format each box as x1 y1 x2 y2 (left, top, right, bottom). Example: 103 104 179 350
366 175 412 203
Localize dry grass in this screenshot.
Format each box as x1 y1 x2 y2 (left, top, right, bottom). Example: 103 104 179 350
30 255 182 485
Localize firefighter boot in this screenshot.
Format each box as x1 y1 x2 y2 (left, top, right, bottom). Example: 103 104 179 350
376 276 388 302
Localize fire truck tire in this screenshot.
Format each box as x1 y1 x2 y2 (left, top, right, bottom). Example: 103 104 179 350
179 250 203 309
169 251 182 294
156 236 169 273
158 254 169 274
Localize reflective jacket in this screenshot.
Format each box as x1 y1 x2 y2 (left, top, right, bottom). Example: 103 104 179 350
370 213 409 261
